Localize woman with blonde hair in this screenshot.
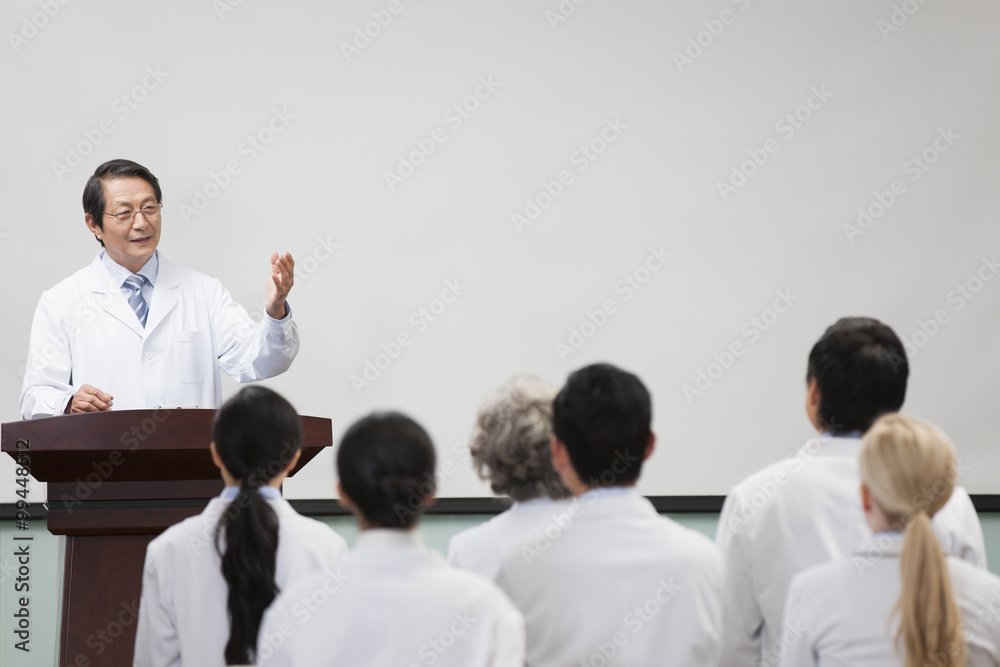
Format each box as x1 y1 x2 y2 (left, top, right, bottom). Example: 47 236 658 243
781 413 1000 667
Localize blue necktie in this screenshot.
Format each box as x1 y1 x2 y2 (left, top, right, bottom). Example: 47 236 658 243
124 274 149 327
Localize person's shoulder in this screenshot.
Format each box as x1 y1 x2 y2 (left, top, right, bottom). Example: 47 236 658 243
648 515 722 568
39 256 104 299
948 555 1000 591
159 254 219 285
273 502 348 547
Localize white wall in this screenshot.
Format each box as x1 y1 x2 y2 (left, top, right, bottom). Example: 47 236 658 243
2 0 998 500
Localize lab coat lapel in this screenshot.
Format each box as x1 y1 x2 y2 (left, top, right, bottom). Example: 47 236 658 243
144 255 180 336
84 255 144 338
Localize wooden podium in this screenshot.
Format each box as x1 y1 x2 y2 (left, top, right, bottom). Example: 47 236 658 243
1 409 331 667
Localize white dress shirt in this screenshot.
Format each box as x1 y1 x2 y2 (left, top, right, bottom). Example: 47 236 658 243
448 496 579 580
257 529 526 667
494 486 724 667
20 251 298 418
780 531 1000 667
715 435 987 667
133 490 347 667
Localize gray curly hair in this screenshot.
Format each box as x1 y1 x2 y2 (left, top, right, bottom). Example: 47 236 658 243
469 375 571 502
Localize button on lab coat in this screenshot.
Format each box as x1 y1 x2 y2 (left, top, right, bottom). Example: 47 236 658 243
133 496 347 667
780 532 1000 667
256 529 525 667
494 487 724 667
715 436 987 667
19 253 298 418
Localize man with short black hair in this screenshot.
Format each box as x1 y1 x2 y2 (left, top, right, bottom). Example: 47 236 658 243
19 158 298 418
716 316 985 667
495 363 723 667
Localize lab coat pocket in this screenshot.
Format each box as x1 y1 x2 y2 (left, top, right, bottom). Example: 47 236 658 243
172 330 208 384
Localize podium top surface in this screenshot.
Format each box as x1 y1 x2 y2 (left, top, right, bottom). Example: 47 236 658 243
1 409 332 483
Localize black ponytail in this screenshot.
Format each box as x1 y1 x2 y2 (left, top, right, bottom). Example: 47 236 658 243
337 411 436 529
212 386 303 665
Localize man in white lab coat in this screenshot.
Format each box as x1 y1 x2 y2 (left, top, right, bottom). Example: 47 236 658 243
494 363 724 667
715 316 986 667
19 159 298 418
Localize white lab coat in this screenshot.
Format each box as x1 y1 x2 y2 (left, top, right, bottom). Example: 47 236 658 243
494 486 724 667
19 252 298 418
447 496 579 580
133 495 347 667
780 532 1000 667
715 435 987 667
256 529 526 667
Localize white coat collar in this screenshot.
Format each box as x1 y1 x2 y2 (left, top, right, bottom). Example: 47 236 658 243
796 434 862 459
82 251 182 338
354 528 427 553
574 486 659 520
853 530 904 558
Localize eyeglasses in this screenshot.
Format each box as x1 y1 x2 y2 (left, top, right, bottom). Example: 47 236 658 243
103 204 163 223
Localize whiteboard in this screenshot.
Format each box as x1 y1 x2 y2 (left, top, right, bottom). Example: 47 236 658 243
2 0 998 502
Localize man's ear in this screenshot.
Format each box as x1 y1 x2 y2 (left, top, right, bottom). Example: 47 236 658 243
643 432 656 461
550 435 569 472
337 481 355 510
85 213 103 241
209 442 224 471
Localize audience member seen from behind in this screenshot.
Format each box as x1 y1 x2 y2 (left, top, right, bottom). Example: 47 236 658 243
448 375 574 580
715 317 986 667
494 363 724 667
257 411 525 667
133 386 347 666
781 414 1000 667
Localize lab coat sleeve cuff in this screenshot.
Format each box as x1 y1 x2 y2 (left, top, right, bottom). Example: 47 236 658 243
263 302 294 333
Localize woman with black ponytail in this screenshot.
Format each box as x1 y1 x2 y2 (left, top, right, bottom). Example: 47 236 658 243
134 387 347 666
256 411 526 667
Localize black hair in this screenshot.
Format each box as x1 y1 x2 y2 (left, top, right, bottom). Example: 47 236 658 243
82 159 162 247
806 316 908 435
337 412 436 529
212 386 302 665
552 363 651 487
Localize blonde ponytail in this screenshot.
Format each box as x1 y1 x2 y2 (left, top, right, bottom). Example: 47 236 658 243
859 414 967 667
